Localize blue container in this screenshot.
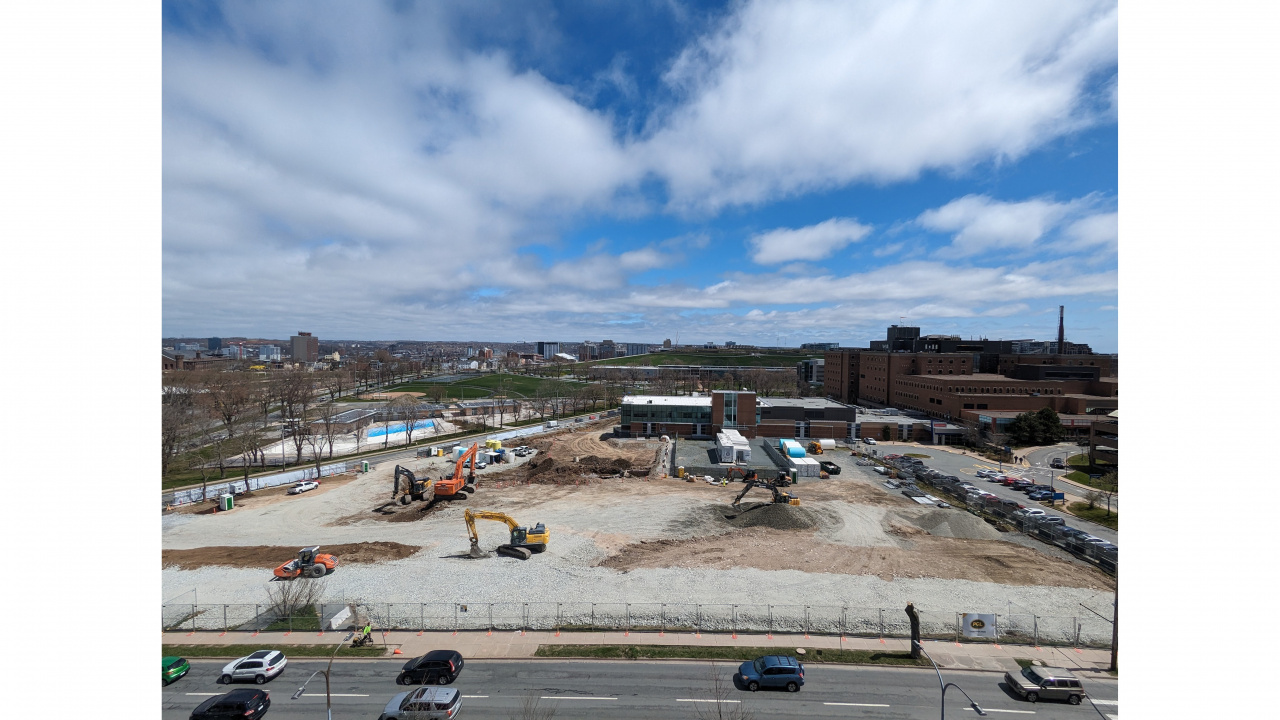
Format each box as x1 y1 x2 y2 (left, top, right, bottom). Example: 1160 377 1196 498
787 446 805 458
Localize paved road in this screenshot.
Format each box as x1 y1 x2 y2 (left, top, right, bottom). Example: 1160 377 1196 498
162 658 1119 719
1023 445 1119 512
854 442 1117 545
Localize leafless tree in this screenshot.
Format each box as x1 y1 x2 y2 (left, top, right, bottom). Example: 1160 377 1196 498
315 401 341 459
1095 471 1118 517
506 694 559 720
277 370 316 464
392 395 422 446
379 400 395 449
162 377 198 476
266 576 328 619
196 371 254 478
694 661 756 720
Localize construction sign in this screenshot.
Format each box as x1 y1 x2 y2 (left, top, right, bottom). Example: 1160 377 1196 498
961 613 997 639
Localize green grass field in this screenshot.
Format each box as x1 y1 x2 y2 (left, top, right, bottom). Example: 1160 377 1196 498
389 374 584 399
578 352 820 368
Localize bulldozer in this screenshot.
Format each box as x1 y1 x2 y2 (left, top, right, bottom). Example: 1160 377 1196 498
392 465 435 505
464 509 549 560
806 441 824 455
434 443 480 500
273 546 338 579
732 478 800 508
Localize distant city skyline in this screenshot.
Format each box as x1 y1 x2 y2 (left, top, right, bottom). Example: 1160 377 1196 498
163 1 1118 352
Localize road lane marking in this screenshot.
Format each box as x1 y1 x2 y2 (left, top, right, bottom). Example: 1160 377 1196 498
461 695 489 698
966 709 1034 714
297 693 369 697
1090 699 1118 705
677 699 741 703
824 702 891 707
186 693 222 696
540 696 617 700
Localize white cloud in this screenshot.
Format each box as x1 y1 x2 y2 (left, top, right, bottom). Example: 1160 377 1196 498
1060 211 1118 251
747 218 872 264
920 194 1083 256
644 0 1118 210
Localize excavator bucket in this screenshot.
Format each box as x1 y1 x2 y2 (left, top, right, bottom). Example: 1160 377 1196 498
467 540 489 559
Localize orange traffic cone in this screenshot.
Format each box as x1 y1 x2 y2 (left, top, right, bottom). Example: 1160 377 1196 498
393 648 403 655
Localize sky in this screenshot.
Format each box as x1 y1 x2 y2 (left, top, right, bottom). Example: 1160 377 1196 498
162 0 1119 351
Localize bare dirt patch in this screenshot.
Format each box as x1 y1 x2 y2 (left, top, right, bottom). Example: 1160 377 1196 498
167 473 360 515
598 528 1113 590
161 541 422 570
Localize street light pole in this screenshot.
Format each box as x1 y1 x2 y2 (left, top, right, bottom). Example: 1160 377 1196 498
913 641 987 719
292 631 354 720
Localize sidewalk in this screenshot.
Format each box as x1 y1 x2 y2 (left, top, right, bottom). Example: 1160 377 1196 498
161 629 1115 678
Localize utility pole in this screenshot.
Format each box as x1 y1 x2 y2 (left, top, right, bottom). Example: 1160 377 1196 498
1110 570 1118 672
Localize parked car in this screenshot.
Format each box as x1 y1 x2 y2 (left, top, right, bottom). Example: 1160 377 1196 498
474 461 488 469
736 655 805 692
1029 485 1054 494
1000 476 1018 486
1038 516 1066 526
998 498 1025 510
1027 490 1053 501
163 656 190 685
975 469 997 479
1050 458 1066 469
862 437 877 445
1003 666 1087 705
1012 479 1035 490
288 481 319 495
818 461 841 475
221 650 287 685
379 687 462 720
191 689 270 720
1014 508 1045 517
397 650 465 686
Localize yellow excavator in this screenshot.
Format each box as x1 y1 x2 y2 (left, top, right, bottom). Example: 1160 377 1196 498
464 509 549 560
806 441 824 455
732 478 800 507
392 465 435 505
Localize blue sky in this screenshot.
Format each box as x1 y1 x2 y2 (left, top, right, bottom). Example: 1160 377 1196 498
162 0 1118 351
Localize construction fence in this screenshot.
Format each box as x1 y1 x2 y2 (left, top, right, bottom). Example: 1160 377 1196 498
162 599 1113 649
164 461 359 508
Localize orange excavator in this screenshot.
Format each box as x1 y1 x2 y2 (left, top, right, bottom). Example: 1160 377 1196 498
435 443 480 500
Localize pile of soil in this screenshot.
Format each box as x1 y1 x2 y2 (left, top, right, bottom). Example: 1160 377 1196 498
162 541 422 570
714 503 821 530
904 509 1003 541
598 529 1115 589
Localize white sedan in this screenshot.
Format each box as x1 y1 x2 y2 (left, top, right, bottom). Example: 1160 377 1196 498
287 481 319 495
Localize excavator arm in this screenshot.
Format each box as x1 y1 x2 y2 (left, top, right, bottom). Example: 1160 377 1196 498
732 480 760 505
464 508 548 559
392 465 416 498
464 509 518 546
452 443 480 483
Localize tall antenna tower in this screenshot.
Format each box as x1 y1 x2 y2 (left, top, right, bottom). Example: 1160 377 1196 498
1057 306 1066 353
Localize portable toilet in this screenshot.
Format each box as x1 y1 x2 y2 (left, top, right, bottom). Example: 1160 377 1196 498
218 493 234 512
361 460 370 473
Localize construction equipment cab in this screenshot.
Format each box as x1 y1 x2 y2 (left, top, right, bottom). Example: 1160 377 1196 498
392 465 435 505
435 444 480 499
806 441 823 455
464 509 548 560
273 546 338 579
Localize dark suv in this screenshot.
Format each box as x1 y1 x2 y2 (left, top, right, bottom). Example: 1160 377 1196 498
397 650 465 685
190 689 269 720
736 655 805 692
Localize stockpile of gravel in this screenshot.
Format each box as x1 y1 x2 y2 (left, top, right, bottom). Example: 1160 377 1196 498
907 509 1003 540
716 503 820 530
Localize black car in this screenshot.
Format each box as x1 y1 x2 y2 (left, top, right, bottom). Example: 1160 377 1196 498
397 650 465 686
818 461 840 475
191 689 269 720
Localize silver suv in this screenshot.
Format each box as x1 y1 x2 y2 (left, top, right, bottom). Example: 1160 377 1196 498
1003 666 1087 704
220 650 287 685
379 687 462 720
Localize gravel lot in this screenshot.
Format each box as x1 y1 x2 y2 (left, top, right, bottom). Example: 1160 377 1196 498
162 437 1116 641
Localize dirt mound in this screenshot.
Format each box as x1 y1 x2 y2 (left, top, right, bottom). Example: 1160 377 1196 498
716 502 820 530
597 529 1114 589
162 541 422 570
902 509 1003 540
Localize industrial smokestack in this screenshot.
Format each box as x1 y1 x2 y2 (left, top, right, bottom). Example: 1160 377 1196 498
1057 305 1065 354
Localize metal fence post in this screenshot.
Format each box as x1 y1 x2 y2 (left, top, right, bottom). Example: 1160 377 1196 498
387 603 392 631
556 603 562 637
954 613 960 644
191 604 197 633
223 605 228 634
696 604 702 637
590 603 595 631
624 603 630 636
522 602 528 635
768 604 773 638
488 603 494 634
732 604 738 639
1033 616 1039 647
1074 617 1080 647
660 603 666 636
804 605 811 638
878 607 884 637
420 603 424 633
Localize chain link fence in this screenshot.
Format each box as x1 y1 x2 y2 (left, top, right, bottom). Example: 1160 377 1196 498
163 599 1112 648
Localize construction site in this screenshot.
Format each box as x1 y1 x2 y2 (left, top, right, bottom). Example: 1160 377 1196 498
162 418 1116 641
